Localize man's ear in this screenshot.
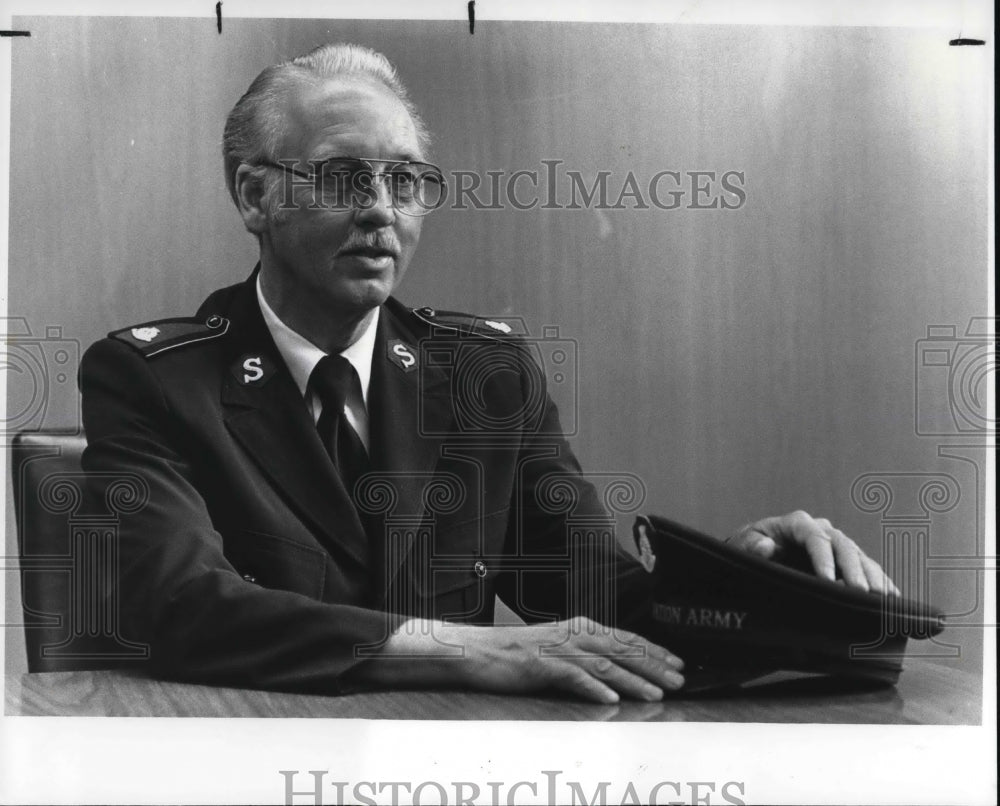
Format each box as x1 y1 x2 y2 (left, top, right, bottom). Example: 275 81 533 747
234 164 269 235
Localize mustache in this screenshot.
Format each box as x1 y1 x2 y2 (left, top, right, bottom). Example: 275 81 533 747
336 233 401 256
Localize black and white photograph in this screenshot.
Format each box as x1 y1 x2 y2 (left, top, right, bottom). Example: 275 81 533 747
0 1 994 804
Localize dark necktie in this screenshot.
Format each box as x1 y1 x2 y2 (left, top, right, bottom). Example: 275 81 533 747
309 354 371 503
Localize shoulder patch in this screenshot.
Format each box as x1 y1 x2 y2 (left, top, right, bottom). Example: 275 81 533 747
109 315 229 358
409 306 527 342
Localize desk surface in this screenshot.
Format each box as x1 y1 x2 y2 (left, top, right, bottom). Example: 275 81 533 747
5 658 981 723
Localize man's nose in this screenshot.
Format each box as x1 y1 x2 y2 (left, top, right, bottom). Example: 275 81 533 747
353 177 396 227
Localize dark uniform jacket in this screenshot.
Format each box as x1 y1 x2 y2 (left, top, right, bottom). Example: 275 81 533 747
80 270 652 693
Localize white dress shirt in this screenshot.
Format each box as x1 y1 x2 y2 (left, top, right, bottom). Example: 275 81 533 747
256 274 378 453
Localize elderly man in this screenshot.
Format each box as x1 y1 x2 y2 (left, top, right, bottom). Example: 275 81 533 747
80 43 896 704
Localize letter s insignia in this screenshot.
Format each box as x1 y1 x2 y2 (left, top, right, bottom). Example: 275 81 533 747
230 354 275 386
243 357 264 384
387 340 418 373
393 344 415 368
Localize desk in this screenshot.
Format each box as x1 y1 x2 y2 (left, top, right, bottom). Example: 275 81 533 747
5 658 981 723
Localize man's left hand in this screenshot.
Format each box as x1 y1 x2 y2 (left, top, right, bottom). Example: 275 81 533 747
728 510 900 596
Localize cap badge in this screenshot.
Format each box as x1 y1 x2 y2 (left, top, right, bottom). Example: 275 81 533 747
131 326 160 343
636 523 657 572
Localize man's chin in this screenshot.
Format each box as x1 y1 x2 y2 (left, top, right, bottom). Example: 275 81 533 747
310 258 405 314
340 276 396 310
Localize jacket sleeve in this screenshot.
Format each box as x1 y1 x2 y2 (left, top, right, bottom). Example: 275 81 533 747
493 347 655 632
80 338 401 693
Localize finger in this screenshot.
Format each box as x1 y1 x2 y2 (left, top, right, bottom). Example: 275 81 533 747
761 511 837 579
729 524 780 559
585 656 666 702
547 659 621 704
580 626 686 675
797 522 837 582
577 630 684 700
568 620 685 672
602 627 685 671
860 553 888 594
606 648 686 694
748 534 777 559
861 555 901 597
729 524 780 558
829 530 868 591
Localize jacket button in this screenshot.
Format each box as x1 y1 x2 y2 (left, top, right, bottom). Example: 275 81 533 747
242 573 257 584
473 561 487 578
418 307 436 317
206 314 224 329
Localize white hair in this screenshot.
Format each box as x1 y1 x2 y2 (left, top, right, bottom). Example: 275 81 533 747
222 42 431 207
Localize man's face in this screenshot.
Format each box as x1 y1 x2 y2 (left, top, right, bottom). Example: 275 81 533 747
258 76 424 320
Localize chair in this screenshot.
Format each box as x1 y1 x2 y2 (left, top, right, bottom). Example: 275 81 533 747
10 430 149 671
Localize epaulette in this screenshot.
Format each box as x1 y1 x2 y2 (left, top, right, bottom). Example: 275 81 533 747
108 314 230 358
409 306 526 342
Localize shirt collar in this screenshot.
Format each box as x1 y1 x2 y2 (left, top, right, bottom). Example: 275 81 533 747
255 273 379 405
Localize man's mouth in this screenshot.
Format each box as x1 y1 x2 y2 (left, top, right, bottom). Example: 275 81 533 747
340 246 397 258
338 246 398 268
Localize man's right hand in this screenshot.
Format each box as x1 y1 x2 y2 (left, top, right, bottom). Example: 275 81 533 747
356 617 685 703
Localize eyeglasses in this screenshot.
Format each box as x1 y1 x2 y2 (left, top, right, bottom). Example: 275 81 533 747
258 156 446 217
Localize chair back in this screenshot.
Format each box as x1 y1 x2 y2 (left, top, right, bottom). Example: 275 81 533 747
11 430 149 671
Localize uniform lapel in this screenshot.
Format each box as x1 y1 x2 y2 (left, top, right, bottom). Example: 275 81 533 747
368 300 453 601
219 274 369 570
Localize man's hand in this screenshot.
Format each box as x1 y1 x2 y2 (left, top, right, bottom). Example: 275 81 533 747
356 617 685 704
728 510 900 595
